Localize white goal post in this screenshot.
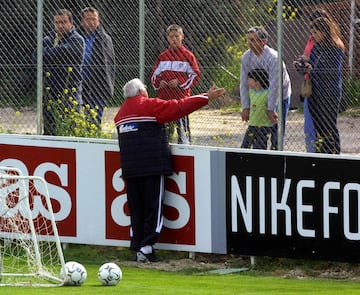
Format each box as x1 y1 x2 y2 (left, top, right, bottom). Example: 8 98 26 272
0 166 66 287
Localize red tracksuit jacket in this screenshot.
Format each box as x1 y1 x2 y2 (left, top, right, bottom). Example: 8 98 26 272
113 93 209 179
150 45 200 100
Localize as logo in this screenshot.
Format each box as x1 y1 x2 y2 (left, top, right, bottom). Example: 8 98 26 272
105 152 196 245
0 145 77 237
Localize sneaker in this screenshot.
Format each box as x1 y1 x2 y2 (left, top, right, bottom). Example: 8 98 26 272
137 250 160 262
136 251 148 262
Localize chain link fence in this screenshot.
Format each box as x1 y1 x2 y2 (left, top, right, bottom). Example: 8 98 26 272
1 0 359 154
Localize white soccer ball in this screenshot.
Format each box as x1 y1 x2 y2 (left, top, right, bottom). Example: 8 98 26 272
97 262 122 286
61 261 87 286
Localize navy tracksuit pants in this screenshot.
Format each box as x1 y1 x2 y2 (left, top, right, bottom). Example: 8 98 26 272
125 175 164 252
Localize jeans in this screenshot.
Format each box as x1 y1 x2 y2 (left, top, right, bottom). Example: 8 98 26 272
303 98 317 153
270 96 290 150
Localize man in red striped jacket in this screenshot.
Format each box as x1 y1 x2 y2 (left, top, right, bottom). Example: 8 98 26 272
114 78 224 262
151 24 200 145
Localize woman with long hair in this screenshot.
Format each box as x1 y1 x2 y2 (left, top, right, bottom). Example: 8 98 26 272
304 17 345 154
294 9 344 153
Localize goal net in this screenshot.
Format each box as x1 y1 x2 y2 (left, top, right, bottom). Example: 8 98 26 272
0 166 66 287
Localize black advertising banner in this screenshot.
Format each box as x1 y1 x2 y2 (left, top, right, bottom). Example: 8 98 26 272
226 152 360 262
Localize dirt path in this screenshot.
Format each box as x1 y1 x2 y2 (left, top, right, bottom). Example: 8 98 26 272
1 106 360 155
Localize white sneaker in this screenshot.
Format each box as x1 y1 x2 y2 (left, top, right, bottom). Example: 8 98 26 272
136 251 148 262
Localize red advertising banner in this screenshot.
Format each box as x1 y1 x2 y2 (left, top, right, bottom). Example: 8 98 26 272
0 144 77 237
105 151 196 245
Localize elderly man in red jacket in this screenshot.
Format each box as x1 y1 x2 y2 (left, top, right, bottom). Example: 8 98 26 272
114 78 224 262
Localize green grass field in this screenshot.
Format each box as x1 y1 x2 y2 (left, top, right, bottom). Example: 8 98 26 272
2 245 360 295
2 264 360 295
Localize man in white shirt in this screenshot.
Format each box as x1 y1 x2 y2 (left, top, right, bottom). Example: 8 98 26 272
240 26 291 150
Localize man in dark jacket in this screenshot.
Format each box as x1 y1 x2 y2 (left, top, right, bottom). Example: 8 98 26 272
114 78 225 262
42 9 85 135
79 7 115 128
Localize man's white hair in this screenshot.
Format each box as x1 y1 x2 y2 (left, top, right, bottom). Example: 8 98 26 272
123 78 146 98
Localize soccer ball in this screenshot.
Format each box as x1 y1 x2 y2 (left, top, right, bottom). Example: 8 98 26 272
97 262 122 286
61 261 87 286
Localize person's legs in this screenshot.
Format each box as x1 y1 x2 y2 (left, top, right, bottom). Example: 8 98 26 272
316 111 340 154
252 127 271 150
184 115 191 143
125 178 143 252
303 98 317 152
309 93 341 154
141 175 164 248
166 122 176 143
177 116 191 144
319 130 340 154
241 127 254 148
135 175 164 262
271 97 290 150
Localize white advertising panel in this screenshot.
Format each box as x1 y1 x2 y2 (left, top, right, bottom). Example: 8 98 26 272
0 134 225 253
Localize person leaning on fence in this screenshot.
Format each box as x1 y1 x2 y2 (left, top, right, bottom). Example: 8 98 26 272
293 8 344 153
40 8 85 135
240 26 291 150
302 17 344 154
79 6 115 129
241 68 272 150
113 78 225 262
150 24 201 144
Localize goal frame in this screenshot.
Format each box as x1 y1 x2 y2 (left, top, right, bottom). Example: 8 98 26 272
0 166 66 287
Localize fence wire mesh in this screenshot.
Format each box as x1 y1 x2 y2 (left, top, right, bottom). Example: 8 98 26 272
1 0 359 154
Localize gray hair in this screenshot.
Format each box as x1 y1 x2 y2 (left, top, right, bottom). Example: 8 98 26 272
247 26 268 41
123 78 146 99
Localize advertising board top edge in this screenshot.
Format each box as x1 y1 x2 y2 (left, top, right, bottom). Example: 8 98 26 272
1 134 359 161
187 145 360 161
0 134 118 145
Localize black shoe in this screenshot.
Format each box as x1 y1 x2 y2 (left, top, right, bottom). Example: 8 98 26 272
139 250 160 262
132 253 138 261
